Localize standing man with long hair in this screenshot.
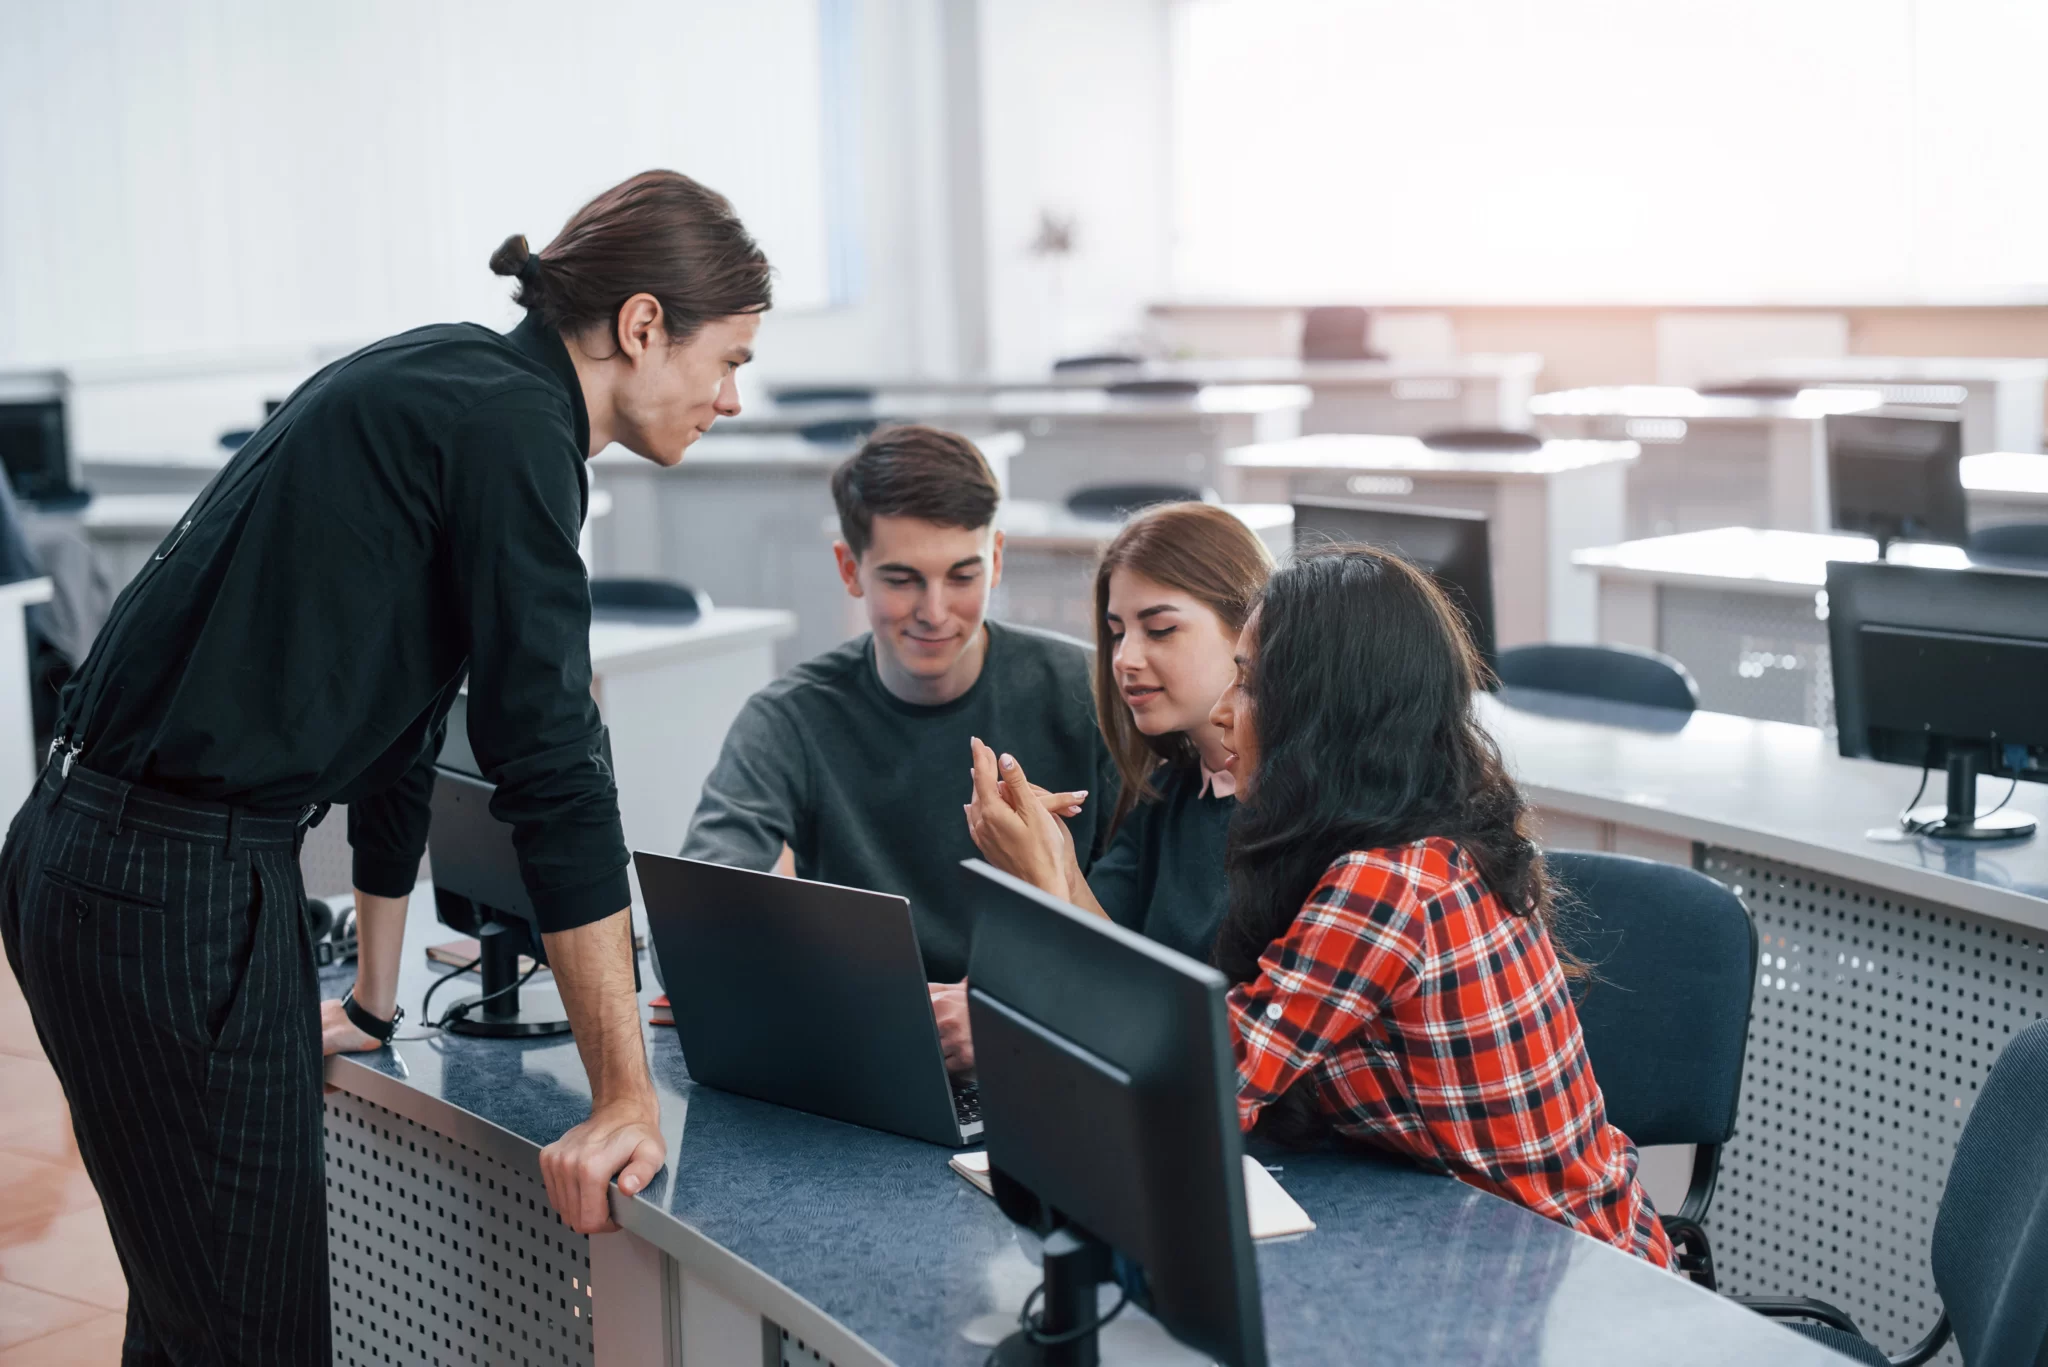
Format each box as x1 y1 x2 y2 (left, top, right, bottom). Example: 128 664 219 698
0 170 771 1365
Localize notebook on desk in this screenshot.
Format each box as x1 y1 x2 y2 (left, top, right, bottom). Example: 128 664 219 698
948 1150 1316 1241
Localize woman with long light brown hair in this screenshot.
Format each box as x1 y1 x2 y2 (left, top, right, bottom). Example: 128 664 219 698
966 501 1271 960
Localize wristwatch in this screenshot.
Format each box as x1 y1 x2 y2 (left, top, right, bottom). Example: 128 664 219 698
340 988 403 1045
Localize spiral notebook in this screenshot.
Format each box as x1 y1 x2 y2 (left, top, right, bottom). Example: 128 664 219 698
947 1150 1315 1241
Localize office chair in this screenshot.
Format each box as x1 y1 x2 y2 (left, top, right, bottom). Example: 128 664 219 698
588 577 706 623
1420 428 1544 455
1064 484 1206 521
773 385 877 406
1105 378 1201 399
799 417 890 446
1736 1017 2048 1367
1546 850 1757 1288
1299 306 1381 362
1051 353 1143 374
1495 643 1700 713
1967 522 2048 565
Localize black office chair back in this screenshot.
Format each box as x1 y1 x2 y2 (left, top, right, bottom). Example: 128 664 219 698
588 577 705 623
1064 484 1206 520
1931 1018 2048 1367
774 385 877 406
799 417 888 445
1051 353 1143 374
1105 378 1201 399
1300 306 1378 361
1420 428 1544 455
1495 643 1700 713
1549 852 1757 1152
1968 522 2048 565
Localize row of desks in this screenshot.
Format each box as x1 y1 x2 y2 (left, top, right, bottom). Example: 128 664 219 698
322 687 2048 1365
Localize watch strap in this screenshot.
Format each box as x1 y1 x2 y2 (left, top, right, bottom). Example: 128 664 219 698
341 988 402 1045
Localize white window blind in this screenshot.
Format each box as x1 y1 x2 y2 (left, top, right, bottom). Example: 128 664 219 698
1169 0 2048 304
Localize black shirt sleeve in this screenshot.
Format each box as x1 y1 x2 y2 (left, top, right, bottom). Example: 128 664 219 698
348 707 449 897
441 387 629 932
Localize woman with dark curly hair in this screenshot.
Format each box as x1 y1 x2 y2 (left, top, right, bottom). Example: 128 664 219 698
1208 543 1673 1267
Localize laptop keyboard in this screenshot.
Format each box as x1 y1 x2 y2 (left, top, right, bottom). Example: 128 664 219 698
952 1079 982 1129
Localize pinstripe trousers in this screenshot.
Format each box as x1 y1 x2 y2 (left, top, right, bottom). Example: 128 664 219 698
0 762 327 1366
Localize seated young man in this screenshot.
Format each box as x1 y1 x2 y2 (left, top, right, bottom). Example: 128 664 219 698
682 423 1117 1066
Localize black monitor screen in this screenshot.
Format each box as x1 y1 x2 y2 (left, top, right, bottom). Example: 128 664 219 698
0 400 72 503
1826 410 1966 549
1292 497 1496 663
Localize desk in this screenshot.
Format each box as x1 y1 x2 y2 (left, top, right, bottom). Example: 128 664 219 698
320 895 1836 1367
1482 690 2048 1363
1220 434 1639 646
0 578 53 816
1571 526 2033 727
992 501 1292 641
1530 385 1885 537
1745 355 2048 456
294 609 795 903
588 434 1020 672
724 387 1310 503
771 354 1542 437
1961 448 2048 529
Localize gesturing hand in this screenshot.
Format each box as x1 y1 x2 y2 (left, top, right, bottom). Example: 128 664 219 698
539 1101 667 1235
964 736 1082 897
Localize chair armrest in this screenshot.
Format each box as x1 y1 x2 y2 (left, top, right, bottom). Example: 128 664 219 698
1731 1296 1863 1336
1889 1312 1951 1367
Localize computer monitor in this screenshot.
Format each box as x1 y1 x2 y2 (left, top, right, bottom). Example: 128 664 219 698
427 694 572 1036
961 860 1266 1367
1291 497 1497 664
1827 561 2048 840
0 373 82 506
1825 409 1967 555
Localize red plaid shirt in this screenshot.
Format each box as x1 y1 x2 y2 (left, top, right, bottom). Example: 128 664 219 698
1228 838 1673 1267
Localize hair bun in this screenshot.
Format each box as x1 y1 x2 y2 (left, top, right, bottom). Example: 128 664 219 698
489 233 532 277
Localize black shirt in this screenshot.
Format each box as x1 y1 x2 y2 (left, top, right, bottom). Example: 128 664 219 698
59 315 629 932
1090 762 1234 963
680 622 1120 980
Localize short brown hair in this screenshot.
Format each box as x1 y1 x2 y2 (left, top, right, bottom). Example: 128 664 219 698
830 425 1001 558
1093 502 1273 834
491 170 772 346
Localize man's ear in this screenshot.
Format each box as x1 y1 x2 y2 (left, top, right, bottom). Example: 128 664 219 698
833 541 865 598
613 293 666 364
986 529 1004 592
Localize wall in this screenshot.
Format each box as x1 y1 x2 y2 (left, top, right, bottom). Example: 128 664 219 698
976 0 1173 376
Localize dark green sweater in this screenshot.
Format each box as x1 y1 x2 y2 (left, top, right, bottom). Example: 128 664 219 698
682 622 1119 981
1091 763 1235 964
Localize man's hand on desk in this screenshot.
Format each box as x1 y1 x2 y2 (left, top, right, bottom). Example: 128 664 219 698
540 1101 666 1235
540 906 667 1234
930 980 975 1074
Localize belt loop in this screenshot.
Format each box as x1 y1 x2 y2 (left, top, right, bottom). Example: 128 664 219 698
107 781 131 838
223 806 243 864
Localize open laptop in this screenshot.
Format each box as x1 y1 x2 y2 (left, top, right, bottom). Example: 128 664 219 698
634 852 983 1147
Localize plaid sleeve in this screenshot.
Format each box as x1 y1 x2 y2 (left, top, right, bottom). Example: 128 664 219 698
1226 853 1429 1131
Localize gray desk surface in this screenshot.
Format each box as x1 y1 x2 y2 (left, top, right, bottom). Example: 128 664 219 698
1754 355 2048 384
324 918 1835 1367
1225 433 1639 478
1569 526 1981 595
590 431 1027 471
997 500 1291 548
768 355 1544 396
1528 385 1885 421
1483 689 2048 933
720 385 1312 436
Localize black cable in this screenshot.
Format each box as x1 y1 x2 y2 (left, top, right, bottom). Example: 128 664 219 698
417 955 482 1029
436 956 541 1029
1017 1280 1132 1347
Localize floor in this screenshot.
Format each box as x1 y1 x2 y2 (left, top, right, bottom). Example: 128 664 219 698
0 966 128 1364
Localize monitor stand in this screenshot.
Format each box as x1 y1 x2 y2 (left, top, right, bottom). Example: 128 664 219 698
991 1227 1113 1367
444 918 573 1038
1904 751 2037 841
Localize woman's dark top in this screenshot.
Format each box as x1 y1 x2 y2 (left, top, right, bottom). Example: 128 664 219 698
55 314 628 931
1089 762 1234 963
